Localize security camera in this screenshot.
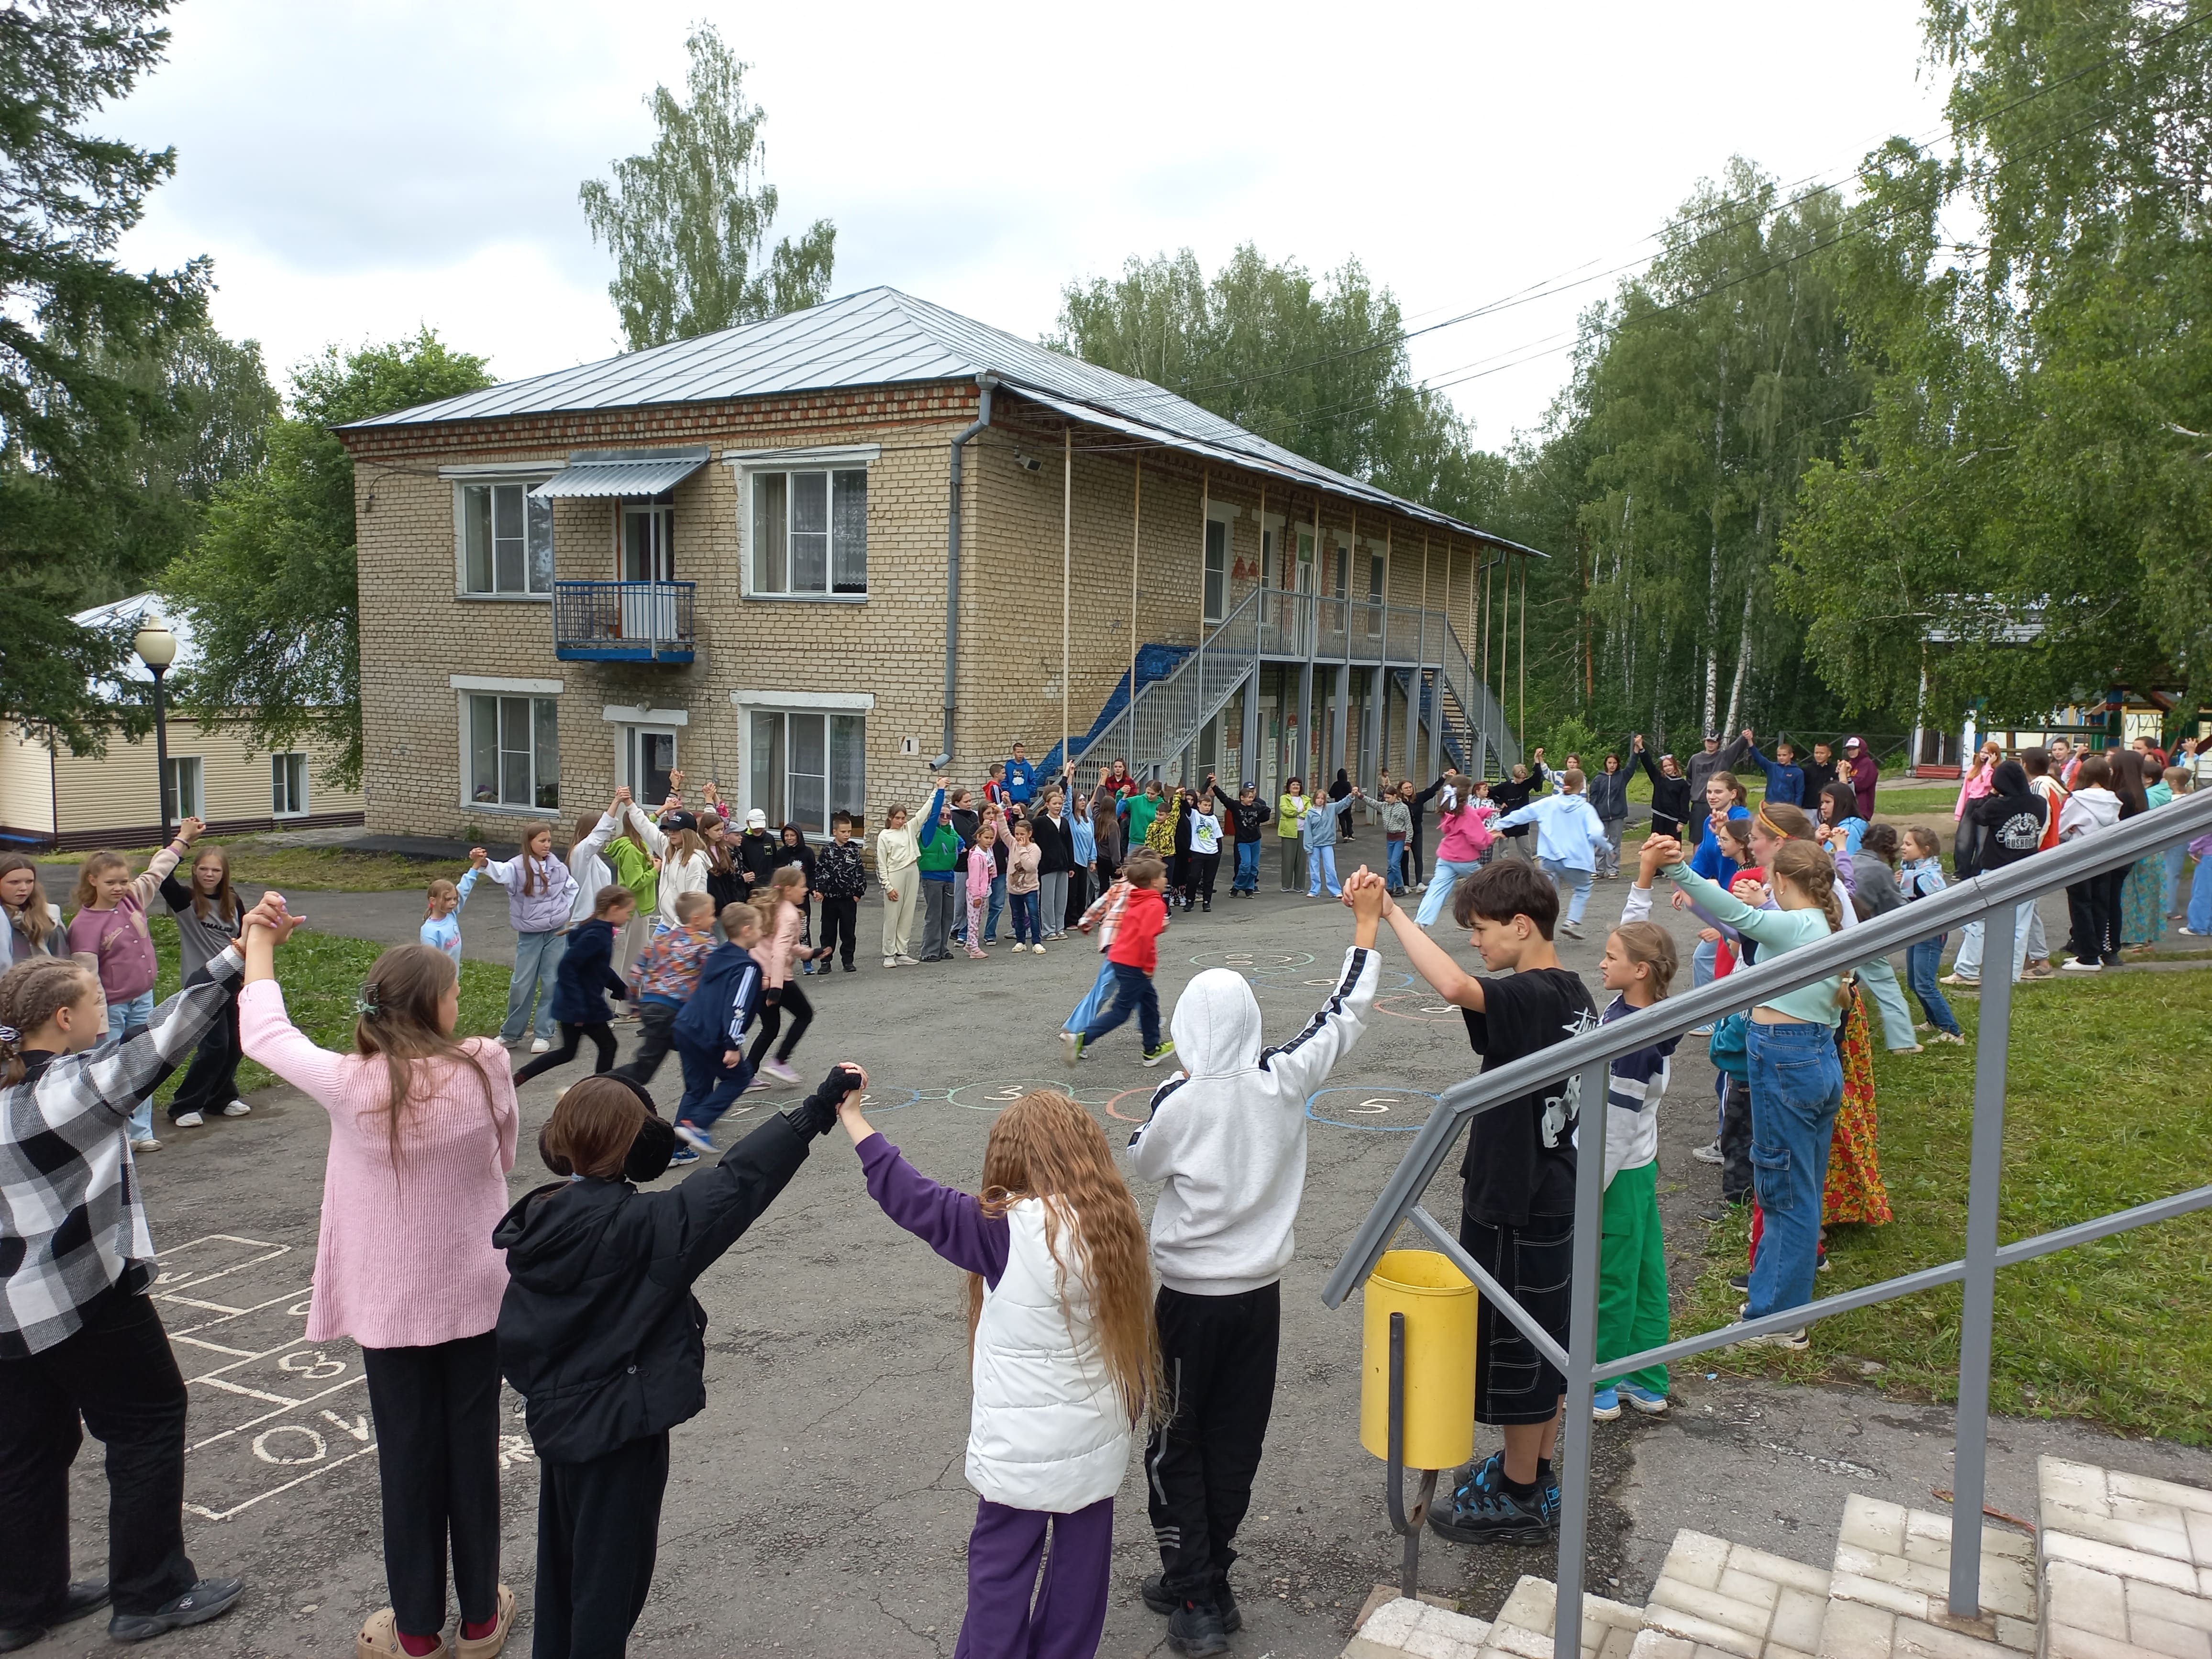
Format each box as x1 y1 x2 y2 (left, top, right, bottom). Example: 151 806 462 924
1012 451 1042 473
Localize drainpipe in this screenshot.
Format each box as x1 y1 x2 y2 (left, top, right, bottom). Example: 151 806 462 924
937 373 998 769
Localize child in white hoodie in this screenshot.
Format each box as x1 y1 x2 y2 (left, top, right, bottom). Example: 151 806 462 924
2057 752 2123 970
1123 885 1380 1649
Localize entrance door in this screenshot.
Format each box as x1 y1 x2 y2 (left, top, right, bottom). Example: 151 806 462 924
620 724 678 807
1293 532 1317 655
1257 695 1280 802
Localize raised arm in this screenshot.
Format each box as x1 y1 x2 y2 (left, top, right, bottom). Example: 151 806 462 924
853 1131 1009 1283
625 800 671 858
1370 883 1486 1010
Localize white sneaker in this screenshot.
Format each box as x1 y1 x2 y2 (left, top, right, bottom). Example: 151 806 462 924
1559 921 1584 939
2059 958 2102 973
1011 942 1027 953
884 956 898 969
1930 1030 1966 1045
1691 1141 1724 1165
1031 943 1045 955
221 1100 251 1117
1737 1327 1811 1351
530 1037 553 1052
761 1059 799 1083
896 955 922 967
131 1136 160 1152
173 1110 205 1128
1688 1025 1714 1038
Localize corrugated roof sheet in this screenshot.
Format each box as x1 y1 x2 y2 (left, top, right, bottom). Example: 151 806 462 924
531 448 709 499
341 287 1542 552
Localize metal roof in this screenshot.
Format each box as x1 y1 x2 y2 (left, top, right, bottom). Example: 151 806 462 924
342 286 1544 553
531 447 709 499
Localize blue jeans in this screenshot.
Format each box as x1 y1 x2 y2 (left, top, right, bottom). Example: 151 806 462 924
1950 900 2035 983
1692 936 1718 989
1066 957 1116 1032
987 874 1006 943
1745 1018 1845 1323
1305 844 1339 898
1415 858 1482 927
2191 855 2212 934
502 928 566 1042
1010 891 1040 946
1539 856 1594 926
1234 841 1260 892
675 1039 754 1133
1080 963 1160 1052
1385 841 1405 890
104 990 155 1139
1905 938 1961 1035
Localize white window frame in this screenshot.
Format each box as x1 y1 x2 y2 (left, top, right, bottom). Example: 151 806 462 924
1203 502 1236 624
446 465 557 600
730 689 874 838
162 756 203 824
271 752 310 818
619 499 676 581
726 445 880 603
451 675 564 814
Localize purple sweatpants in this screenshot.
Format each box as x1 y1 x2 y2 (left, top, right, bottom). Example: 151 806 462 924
952 1495 1113 1659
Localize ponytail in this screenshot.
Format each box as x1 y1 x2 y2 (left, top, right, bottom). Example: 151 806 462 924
1768 841 1848 1006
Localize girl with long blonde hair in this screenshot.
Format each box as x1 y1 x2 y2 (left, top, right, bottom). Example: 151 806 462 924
835 1087 1160 1659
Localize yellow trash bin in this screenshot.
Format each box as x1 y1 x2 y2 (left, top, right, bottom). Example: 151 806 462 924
1359 1249 1476 1472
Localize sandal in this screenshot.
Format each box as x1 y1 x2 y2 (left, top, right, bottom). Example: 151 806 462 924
456 1586 516 1659
359 1608 445 1659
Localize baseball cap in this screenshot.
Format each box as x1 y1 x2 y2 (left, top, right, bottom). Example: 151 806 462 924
745 808 767 829
662 809 699 832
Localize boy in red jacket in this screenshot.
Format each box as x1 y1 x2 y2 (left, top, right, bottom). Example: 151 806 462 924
1062 851 1175 1066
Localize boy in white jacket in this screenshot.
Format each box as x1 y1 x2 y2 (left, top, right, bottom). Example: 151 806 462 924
1125 885 1381 1650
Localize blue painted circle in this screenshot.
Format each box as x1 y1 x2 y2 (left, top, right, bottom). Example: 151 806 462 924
1305 1085 1439 1133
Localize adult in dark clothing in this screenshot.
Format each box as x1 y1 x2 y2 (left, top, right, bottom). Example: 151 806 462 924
1684 731 1752 850
1954 760 2049 984
515 892 634 1084
1631 736 1692 840
1406 776 1443 885
1585 754 1631 877
497 1065 862 1659
734 812 780 904
1328 769 1355 843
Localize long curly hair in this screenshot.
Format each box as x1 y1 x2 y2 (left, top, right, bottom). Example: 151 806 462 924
967 1091 1164 1430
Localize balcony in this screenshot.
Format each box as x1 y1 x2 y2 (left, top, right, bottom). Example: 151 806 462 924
553 581 695 663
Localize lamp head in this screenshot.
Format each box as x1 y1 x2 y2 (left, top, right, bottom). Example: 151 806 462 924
133 617 177 671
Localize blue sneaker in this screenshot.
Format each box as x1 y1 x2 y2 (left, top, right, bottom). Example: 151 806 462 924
1450 1450 1506 1507
1618 1382 1670 1416
1592 1385 1621 1421
674 1121 715 1153
667 1146 700 1165
1428 1476 1557 1547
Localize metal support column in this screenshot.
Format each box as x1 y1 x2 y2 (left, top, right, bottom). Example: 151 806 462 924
1331 663 1350 783
1552 1059 1612 1659
1363 664 1383 791
1383 1311 1439 1603
1949 900 2015 1619
1297 658 1314 789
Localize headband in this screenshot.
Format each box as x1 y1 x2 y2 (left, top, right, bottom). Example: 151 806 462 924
1755 803 1801 841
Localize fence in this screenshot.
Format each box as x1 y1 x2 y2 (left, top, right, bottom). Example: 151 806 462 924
1324 786 2212 1659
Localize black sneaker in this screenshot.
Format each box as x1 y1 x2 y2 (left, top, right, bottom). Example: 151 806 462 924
1427 1480 1558 1547
109 1578 243 1643
1140 1575 1242 1634
842 962 856 973
1166 1598 1229 1656
1729 1272 1750 1292
0 1581 109 1653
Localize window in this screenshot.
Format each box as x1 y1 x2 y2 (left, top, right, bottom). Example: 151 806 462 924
619 726 677 806
162 756 202 824
1203 519 1229 622
460 481 554 595
467 694 560 809
752 468 867 595
621 502 674 581
271 752 310 817
1367 552 1385 633
748 710 864 835
1332 542 1349 601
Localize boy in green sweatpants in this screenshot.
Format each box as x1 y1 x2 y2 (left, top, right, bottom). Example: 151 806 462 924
1592 840 1683 1416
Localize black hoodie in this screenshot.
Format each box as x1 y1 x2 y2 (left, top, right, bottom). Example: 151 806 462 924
494 1108 818 1464
1959 761 2046 877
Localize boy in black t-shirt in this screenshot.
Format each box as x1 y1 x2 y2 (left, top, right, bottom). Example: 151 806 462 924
1362 856 1597 1545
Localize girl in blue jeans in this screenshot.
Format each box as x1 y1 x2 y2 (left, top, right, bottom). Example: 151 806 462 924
1897 829 1964 1039
1655 835 1849 1342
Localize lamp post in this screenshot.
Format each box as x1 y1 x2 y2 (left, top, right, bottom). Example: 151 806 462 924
133 616 178 841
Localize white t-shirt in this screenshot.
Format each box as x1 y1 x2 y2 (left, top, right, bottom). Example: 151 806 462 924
1190 811 1222 855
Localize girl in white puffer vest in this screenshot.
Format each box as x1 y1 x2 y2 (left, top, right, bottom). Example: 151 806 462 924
835 1088 1161 1659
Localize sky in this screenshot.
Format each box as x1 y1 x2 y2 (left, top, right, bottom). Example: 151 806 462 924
110 0 1954 449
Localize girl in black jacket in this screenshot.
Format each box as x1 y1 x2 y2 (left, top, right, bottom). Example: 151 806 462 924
496 1065 863 1659
1632 736 1692 840
514 887 636 1085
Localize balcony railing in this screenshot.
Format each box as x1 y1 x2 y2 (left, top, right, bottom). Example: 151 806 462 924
553 581 695 663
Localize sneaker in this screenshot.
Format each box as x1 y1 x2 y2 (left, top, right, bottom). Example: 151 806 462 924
1736 1327 1812 1351
1140 1575 1241 1632
667 1146 700 1165
1691 1140 1724 1165
673 1121 715 1153
1165 1599 1229 1657
108 1576 243 1642
2181 928 2210 938
1940 972 1980 987
1818 1247 1831 1273
2025 959 2057 977
1142 1041 1177 1067
1559 920 1584 940
1688 1024 1714 1038
221 1100 251 1117
761 1059 799 1084
1728 1272 1751 1292
1619 1382 1670 1416
1060 1031 1084 1067
1427 1477 1557 1546
745 1075 773 1091
1930 1030 1966 1045
896 955 922 966
842 962 856 973
530 1038 552 1053
1592 1384 1621 1421
0 1578 108 1651
173 1111 205 1128
1030 943 1045 955
2060 958 2102 973
130 1137 159 1152
884 956 898 969
1011 942 1027 953
1890 1043 1924 1055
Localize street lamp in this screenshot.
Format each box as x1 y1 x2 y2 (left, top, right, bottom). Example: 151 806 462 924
133 616 178 841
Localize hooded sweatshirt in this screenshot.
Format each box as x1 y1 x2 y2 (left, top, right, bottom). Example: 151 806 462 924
1127 946 1378 1295
1961 762 2047 876
2057 783 2121 844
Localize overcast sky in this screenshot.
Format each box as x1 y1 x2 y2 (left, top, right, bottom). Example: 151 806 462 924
111 0 1952 447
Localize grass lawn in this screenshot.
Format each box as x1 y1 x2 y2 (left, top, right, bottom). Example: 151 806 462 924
145 916 512 1106
1684 971 2212 1444
46 842 461 893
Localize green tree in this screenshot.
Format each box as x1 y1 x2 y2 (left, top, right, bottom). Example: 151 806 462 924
580 23 836 351
0 0 207 751
165 330 493 786
1782 0 2212 729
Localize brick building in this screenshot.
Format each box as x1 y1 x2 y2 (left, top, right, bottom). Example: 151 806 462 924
338 287 1539 842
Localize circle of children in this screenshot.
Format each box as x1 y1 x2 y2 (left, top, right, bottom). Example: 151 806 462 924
1 728 2203 1659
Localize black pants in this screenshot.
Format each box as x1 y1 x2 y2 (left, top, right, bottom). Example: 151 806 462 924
1189 852 1220 905
1719 1075 1754 1205
533 1431 669 1659
514 1021 617 1085
1065 869 1091 931
755 982 812 1065
818 895 858 968
1407 829 1424 884
360 1332 501 1637
170 995 242 1121
2067 876 2120 964
616 1003 679 1087
1145 1284 1280 1604
0 1286 194 1624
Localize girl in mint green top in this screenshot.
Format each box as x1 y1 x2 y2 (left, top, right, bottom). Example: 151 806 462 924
1659 837 1848 1026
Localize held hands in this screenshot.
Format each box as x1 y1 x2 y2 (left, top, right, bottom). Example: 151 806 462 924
1632 733 1646 752
467 847 490 869
786 1062 866 1140
1642 833 1684 866
243 891 305 942
176 815 206 846
1635 836 1669 885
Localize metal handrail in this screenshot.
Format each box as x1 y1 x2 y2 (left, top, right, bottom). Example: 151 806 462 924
1325 785 2212 1659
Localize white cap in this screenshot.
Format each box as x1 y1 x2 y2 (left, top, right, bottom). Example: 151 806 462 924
746 808 767 829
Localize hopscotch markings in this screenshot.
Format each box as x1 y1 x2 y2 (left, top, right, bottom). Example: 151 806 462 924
183 1445 379 1524
322 1410 371 1441
198 1375 304 1407
1306 1086 1440 1133
151 1233 294 1294
188 1375 365 1454
171 1336 260 1358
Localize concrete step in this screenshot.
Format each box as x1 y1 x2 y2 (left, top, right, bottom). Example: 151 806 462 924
1635 1529 1833 1658
1342 1576 1643 1659
1814 1494 2037 1659
2035 1453 2212 1658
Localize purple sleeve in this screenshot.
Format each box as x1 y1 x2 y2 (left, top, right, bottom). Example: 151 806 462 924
859 1136 1010 1286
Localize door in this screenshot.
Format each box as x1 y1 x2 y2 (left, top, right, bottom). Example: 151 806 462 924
622 504 675 581
620 725 678 807
1257 695 1280 803
1293 532 1317 655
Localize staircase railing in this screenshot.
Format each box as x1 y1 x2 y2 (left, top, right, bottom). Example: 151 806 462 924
1325 786 2212 1659
1074 586 1263 779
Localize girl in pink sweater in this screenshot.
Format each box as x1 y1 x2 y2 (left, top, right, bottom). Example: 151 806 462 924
238 903 520 1659
751 870 813 1086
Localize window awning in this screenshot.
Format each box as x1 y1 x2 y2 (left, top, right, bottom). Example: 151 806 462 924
530 447 710 499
